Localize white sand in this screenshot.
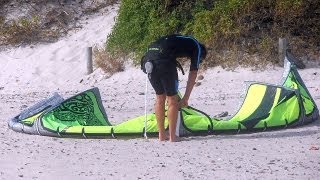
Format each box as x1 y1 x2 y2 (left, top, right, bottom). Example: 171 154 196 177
0 4 319 180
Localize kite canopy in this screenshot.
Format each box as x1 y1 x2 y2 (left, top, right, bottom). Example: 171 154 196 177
8 53 319 138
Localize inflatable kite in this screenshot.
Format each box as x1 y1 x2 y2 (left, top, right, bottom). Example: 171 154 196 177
8 53 319 138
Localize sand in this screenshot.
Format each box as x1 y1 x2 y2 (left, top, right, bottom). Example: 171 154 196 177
0 4 319 180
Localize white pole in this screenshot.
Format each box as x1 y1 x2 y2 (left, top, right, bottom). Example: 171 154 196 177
144 74 148 139
86 47 93 75
144 62 153 139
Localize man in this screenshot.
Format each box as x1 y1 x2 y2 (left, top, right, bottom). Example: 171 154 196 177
141 34 207 142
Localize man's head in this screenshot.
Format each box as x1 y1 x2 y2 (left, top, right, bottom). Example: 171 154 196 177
200 43 207 60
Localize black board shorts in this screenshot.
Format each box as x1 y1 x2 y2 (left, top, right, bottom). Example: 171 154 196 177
149 62 178 96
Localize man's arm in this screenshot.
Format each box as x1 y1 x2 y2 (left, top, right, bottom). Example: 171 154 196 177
179 70 198 108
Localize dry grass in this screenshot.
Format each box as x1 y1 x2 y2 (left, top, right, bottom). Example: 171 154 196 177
0 16 60 46
202 41 276 71
0 0 119 47
93 46 125 75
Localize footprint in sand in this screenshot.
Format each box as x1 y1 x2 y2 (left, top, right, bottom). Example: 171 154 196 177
32 67 41 76
195 74 205 87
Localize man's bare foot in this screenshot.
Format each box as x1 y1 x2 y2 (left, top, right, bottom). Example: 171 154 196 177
159 133 167 141
169 136 183 142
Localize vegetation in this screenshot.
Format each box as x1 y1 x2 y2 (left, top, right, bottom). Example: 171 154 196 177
106 0 320 69
0 0 118 46
93 47 125 75
1 0 319 71
0 16 60 45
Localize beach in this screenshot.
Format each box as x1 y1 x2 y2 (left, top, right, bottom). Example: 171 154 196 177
0 4 320 180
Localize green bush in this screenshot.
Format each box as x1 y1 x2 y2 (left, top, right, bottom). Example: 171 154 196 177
105 0 319 68
106 0 212 63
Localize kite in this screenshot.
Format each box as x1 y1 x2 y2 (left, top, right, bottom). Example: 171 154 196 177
8 53 319 138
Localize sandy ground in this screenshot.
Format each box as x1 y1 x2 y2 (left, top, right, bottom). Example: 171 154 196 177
0 4 320 180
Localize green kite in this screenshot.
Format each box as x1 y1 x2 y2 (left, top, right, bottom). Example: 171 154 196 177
8 53 319 138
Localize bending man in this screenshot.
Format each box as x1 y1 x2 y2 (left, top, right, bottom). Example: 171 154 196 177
141 34 207 142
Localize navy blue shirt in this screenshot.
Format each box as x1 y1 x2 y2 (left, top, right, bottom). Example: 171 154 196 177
145 34 205 71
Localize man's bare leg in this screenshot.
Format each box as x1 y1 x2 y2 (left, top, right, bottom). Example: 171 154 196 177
167 95 179 142
155 94 166 141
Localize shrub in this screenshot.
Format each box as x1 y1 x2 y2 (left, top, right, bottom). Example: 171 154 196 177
0 0 119 47
93 46 125 75
106 0 319 68
106 0 211 64
0 16 60 46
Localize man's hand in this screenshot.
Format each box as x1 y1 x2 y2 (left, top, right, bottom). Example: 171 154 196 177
179 97 189 108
